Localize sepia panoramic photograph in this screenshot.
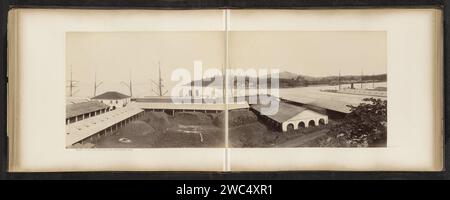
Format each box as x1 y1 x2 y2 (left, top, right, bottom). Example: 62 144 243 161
65 31 387 149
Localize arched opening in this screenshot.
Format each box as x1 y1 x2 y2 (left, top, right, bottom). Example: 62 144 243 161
112 106 116 110
308 120 316 127
286 123 295 132
318 118 325 125
298 121 305 129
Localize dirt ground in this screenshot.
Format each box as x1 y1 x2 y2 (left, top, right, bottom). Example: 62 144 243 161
228 122 332 148
94 111 224 148
91 109 337 148
228 110 333 148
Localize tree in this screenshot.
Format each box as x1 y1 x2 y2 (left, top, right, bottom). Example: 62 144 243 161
327 98 387 147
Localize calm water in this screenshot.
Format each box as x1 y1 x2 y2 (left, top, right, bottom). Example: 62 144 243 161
230 82 387 112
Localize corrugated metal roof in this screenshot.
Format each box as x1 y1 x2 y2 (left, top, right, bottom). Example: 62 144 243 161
66 106 144 146
92 91 130 100
66 101 109 119
66 97 90 105
251 101 308 123
133 97 224 104
277 87 387 113
133 102 249 110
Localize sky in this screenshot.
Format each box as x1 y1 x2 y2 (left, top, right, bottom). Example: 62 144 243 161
66 32 225 97
229 31 387 77
66 31 386 97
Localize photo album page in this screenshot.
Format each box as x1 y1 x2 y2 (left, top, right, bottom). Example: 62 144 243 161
7 9 443 171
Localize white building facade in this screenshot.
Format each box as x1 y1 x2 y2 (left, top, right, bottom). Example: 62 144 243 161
91 91 131 110
281 110 328 132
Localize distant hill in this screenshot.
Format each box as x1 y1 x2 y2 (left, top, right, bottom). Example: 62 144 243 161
187 72 387 88
270 71 299 79
268 71 386 88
